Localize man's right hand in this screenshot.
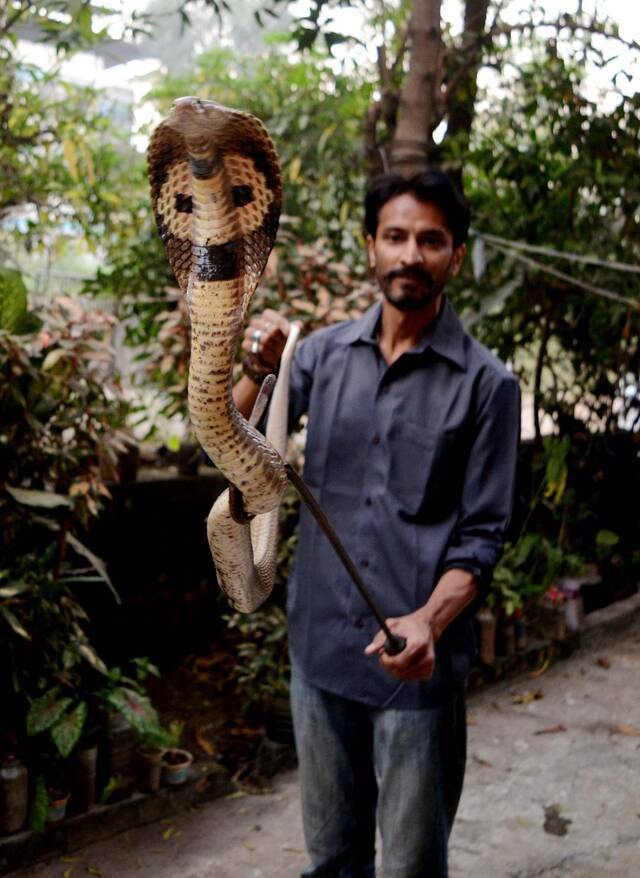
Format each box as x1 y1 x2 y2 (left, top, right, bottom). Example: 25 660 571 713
241 308 291 373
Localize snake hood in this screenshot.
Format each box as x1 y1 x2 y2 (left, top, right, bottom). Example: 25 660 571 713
148 97 295 611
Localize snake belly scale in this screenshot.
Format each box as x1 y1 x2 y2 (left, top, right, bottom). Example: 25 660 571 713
148 96 299 612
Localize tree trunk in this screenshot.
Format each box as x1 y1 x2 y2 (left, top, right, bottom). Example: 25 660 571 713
446 0 491 154
388 0 442 176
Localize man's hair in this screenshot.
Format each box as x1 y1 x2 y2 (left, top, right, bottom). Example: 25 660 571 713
364 170 470 247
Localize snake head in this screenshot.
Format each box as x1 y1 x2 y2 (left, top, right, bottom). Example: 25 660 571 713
166 96 236 141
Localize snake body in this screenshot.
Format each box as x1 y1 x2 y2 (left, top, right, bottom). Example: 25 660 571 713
148 97 296 611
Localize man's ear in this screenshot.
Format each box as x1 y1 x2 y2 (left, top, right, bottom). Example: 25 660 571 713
450 243 466 277
366 234 376 269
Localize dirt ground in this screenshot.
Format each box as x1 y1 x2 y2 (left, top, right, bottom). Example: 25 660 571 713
10 615 640 878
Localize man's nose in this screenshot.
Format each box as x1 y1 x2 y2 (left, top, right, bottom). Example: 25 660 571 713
400 237 422 265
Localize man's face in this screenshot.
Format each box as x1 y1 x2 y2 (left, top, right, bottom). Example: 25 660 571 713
367 193 466 312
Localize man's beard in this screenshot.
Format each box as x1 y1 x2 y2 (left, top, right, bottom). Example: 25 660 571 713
380 267 440 312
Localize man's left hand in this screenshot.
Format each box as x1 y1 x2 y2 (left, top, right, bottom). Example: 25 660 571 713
364 612 436 681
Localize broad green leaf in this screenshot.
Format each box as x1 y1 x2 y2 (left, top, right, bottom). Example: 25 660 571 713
0 266 34 334
27 690 73 736
104 687 162 737
596 529 620 548
51 702 87 758
5 486 73 509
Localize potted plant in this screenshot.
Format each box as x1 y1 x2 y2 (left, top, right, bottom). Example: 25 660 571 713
538 585 567 640
46 782 70 825
137 724 175 793
99 658 171 795
161 747 193 787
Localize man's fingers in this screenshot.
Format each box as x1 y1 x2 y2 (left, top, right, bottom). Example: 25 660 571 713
364 636 386 656
242 313 290 370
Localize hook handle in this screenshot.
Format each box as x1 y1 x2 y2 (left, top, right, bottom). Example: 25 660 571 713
383 634 407 656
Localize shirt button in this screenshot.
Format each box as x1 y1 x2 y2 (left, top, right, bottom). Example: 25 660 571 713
365 497 372 507
361 559 369 569
372 436 380 445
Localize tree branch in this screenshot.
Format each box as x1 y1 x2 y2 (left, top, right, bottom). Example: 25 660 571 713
489 15 640 54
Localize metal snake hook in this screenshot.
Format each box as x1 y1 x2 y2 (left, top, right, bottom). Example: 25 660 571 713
230 373 406 656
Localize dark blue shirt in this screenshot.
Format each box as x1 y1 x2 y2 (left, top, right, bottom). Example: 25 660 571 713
286 297 520 708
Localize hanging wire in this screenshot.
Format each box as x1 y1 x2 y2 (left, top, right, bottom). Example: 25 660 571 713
472 230 640 276
483 239 638 310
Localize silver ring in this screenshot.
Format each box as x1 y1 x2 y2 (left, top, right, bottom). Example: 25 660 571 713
251 328 262 342
251 340 260 354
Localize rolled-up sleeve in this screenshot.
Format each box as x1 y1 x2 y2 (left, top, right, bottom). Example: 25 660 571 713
440 371 521 594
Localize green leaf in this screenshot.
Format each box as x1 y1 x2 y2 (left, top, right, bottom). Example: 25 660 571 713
5 486 73 509
29 775 49 832
62 138 80 181
0 267 35 334
317 122 337 153
0 606 31 640
0 582 28 599
289 156 302 183
596 529 620 547
51 702 87 758
27 690 73 736
77 642 109 676
66 531 120 603
42 348 70 371
32 517 120 603
104 687 162 737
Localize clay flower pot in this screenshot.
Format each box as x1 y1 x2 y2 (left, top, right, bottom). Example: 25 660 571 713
46 788 70 824
69 745 98 813
161 748 193 787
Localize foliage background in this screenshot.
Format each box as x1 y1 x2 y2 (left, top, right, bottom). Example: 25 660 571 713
0 1 639 715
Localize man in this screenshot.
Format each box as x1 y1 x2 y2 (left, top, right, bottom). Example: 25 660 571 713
233 170 520 877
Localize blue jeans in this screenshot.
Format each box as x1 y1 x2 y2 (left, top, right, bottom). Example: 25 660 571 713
291 667 466 878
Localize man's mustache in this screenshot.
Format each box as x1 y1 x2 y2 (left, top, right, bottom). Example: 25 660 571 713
385 266 433 287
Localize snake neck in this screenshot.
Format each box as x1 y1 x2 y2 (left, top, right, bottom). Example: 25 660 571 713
186 159 286 516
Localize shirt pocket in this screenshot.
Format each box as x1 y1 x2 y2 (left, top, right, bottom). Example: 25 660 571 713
387 419 463 518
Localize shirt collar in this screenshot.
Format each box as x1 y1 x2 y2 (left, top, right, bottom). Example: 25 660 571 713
340 297 467 371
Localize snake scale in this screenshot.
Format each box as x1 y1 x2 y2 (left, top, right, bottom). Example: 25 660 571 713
147 97 299 612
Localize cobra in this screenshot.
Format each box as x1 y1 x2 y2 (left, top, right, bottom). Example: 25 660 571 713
147 98 407 654
147 96 299 613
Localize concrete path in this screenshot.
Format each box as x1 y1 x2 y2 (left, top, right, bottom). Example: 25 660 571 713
11 620 640 878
